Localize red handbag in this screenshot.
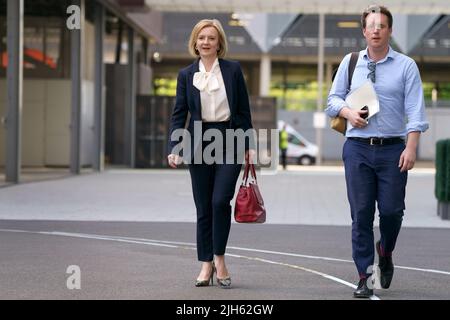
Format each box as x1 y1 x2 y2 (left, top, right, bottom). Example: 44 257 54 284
234 163 266 223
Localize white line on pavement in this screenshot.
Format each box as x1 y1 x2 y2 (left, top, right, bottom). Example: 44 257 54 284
0 228 380 299
2 228 449 276
225 253 380 300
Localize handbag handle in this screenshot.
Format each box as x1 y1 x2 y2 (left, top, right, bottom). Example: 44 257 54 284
242 163 257 186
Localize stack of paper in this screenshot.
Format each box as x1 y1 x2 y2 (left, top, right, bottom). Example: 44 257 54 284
345 80 380 119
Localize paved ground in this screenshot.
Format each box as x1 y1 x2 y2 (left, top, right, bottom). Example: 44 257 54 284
0 167 449 300
1 221 449 300
0 167 447 227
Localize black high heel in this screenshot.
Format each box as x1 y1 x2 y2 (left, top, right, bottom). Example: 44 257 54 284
214 262 231 289
195 263 214 287
216 276 231 289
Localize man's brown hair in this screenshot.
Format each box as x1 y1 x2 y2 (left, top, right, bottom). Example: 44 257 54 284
361 5 393 29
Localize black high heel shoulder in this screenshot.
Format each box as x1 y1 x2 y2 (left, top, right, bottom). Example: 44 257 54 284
195 263 214 287
216 275 231 288
214 262 231 289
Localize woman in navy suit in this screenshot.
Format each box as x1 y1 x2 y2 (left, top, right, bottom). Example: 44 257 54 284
167 19 254 288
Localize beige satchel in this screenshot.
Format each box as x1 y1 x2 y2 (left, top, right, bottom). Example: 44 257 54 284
330 52 359 135
330 116 346 134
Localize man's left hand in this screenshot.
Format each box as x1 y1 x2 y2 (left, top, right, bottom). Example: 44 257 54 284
399 147 416 172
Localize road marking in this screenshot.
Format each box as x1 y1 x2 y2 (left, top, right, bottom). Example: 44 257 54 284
225 253 380 300
2 228 449 277
3 228 450 299
65 233 450 276
0 228 381 299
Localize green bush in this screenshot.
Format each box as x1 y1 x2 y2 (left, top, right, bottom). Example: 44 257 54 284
445 141 450 201
435 139 450 201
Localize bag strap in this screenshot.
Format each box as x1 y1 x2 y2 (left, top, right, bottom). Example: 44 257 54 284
242 163 257 185
347 52 359 92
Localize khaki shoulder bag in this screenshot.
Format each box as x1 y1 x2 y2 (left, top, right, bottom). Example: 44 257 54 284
330 52 359 134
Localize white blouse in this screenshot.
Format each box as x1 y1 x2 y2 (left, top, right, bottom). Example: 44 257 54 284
193 58 231 122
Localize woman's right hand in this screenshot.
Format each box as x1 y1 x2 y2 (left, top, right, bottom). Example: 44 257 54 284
167 154 181 168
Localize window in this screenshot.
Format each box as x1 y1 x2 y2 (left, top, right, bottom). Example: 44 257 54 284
288 134 305 147
24 26 45 70
0 17 66 78
0 19 5 69
45 27 62 70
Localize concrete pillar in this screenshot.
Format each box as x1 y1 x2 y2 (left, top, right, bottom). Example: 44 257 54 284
315 13 325 166
70 0 85 174
93 2 105 171
124 27 136 168
6 0 24 183
259 54 271 97
326 61 333 92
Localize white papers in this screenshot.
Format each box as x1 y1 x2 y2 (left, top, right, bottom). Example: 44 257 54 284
345 80 379 119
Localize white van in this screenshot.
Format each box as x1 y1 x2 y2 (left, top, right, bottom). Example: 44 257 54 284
278 120 318 165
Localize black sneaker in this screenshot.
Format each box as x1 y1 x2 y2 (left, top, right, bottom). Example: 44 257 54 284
353 278 373 298
376 240 394 289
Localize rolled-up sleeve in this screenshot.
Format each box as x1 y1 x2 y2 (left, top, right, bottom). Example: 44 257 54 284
325 53 350 118
404 60 429 133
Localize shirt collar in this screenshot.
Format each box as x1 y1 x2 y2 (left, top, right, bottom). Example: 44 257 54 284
362 46 396 63
199 58 219 73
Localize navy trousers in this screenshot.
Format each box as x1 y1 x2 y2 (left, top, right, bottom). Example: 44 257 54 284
188 121 243 262
343 139 407 278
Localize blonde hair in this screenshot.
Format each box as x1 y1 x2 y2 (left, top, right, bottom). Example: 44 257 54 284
188 19 228 58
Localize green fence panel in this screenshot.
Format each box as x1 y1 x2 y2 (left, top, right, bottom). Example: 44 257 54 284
445 140 450 202
435 140 447 201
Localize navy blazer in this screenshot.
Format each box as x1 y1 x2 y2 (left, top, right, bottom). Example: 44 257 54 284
168 58 253 154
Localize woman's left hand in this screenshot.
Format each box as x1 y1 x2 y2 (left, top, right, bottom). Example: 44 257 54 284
245 149 256 164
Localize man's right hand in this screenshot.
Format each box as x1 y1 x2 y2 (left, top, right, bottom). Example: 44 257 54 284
167 154 181 168
340 107 368 129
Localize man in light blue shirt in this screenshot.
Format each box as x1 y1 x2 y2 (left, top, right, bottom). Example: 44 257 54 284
326 5 429 298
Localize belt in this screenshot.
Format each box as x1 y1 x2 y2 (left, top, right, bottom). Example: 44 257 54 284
348 137 405 146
